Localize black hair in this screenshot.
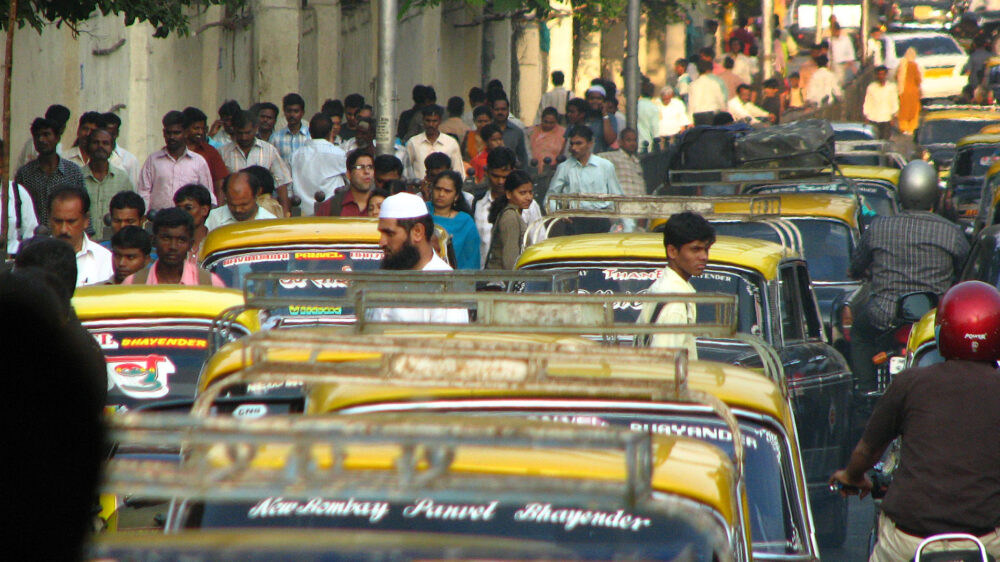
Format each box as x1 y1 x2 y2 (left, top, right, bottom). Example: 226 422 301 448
696 58 714 74
486 146 517 170
641 79 655 98
712 112 735 125
675 57 688 68
321 99 344 118
14 237 77 300
551 70 564 86
153 207 195 237
423 152 452 174
424 86 437 104
309 112 333 139
111 225 152 256
874 65 888 74
763 78 782 90
231 110 257 130
102 112 122 129
162 110 184 128
566 98 589 115
347 148 375 170
468 87 486 104
241 166 273 196
412 84 427 105
44 104 71 129
397 214 436 242
78 111 105 129
219 99 242 118
488 169 532 224
479 123 503 143
431 170 472 214
386 179 409 195
374 154 404 176
421 104 444 118
109 190 145 216
663 211 715 253
473 105 493 120
723 56 735 70
173 183 213 207
541 106 559 119
282 92 305 110
49 184 90 215
486 79 504 93
182 106 208 129
30 117 58 136
256 101 280 117
487 90 509 107
567 124 593 142
736 83 752 94
446 96 464 117
814 54 829 68
344 93 365 109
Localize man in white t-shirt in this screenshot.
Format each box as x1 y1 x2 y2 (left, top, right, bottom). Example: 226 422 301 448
205 171 277 232
370 192 468 323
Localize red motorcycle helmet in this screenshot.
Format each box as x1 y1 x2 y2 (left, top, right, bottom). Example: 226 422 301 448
936 281 1000 361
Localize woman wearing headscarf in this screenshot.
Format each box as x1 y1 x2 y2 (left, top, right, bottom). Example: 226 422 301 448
897 47 922 135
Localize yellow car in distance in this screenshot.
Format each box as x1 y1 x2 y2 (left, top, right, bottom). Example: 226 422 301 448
99 411 751 560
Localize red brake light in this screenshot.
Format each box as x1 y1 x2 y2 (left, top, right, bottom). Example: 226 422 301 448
894 325 912 346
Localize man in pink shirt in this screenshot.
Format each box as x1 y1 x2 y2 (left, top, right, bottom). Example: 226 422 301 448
137 111 215 212
123 207 225 286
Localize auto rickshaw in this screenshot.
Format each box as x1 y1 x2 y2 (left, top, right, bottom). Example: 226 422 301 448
72 285 258 411
943 133 1000 228
914 106 1000 176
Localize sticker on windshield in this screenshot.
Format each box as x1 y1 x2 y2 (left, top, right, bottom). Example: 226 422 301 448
602 268 663 281
106 354 175 399
249 497 391 522
233 404 268 418
278 277 349 290
515 503 652 532
222 253 290 267
632 421 760 450
350 251 382 261
288 305 343 316
93 332 120 350
120 337 207 349
294 251 346 260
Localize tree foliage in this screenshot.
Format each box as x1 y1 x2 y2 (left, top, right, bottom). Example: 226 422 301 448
0 0 246 35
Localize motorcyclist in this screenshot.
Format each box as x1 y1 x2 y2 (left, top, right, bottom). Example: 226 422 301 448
830 281 1000 561
848 159 969 396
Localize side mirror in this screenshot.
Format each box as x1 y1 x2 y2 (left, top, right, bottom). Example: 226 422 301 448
895 291 938 323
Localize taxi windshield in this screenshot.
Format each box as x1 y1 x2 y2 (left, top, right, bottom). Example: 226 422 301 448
746 180 896 216
918 120 995 146
952 145 1000 177
961 232 1000 287
182 498 723 560
206 246 384 289
552 261 763 333
711 219 854 282
85 320 249 410
892 35 963 57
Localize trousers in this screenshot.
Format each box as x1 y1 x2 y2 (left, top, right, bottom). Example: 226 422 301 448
871 515 1000 562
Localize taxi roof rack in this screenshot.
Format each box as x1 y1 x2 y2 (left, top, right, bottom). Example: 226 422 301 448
667 165 839 187
190 332 745 477
106 412 662 506
344 291 785 396
835 139 896 153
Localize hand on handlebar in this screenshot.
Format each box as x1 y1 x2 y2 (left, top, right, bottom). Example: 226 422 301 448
829 469 873 498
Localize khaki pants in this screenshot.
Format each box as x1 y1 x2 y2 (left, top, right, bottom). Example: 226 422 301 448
871 515 1000 561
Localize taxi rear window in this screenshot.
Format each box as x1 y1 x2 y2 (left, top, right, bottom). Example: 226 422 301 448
182 498 721 560
206 246 383 289
712 219 853 282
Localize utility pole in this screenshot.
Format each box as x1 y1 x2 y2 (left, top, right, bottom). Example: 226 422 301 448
0 0 18 262
861 0 870 63
624 0 640 129
375 0 397 156
815 0 825 43
762 0 774 79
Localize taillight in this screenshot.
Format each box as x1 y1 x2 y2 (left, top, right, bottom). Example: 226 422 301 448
894 324 912 346
841 306 853 342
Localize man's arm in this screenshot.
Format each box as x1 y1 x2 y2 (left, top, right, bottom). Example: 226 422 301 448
601 114 617 146
270 151 293 216
137 159 154 210
829 438 885 497
849 229 873 280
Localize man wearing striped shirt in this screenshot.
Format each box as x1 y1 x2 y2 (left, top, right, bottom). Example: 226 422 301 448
269 93 309 162
219 110 292 216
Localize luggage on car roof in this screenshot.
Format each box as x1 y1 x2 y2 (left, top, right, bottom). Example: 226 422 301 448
670 123 752 170
735 119 835 168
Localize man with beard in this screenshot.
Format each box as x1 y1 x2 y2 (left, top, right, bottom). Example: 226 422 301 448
82 129 133 236
369 192 468 323
204 171 277 231
315 149 375 216
47 184 112 286
124 207 225 286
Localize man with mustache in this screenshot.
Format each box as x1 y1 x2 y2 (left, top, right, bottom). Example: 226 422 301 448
47 184 112 286
369 192 467 323
82 128 134 238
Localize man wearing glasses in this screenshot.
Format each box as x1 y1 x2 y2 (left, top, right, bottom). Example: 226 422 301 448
315 149 376 217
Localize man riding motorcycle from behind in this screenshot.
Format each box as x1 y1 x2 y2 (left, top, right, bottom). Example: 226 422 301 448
830 281 1000 561
848 160 969 397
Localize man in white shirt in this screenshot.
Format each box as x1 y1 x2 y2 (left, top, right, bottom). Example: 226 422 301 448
658 86 692 139
637 211 716 359
47 184 112 286
473 148 542 267
370 192 468 323
728 84 774 123
829 23 857 85
4 181 38 256
204 171 277 232
535 70 571 124
687 59 728 123
805 55 843 106
863 66 900 140
291 112 347 216
404 105 465 180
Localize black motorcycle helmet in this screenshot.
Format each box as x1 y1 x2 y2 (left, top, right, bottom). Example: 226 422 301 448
897 160 939 211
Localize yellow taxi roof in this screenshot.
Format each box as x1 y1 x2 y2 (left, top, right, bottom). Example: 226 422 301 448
920 109 1000 122
199 217 380 261
73 285 258 331
209 425 740 526
836 164 900 186
956 133 1000 148
712 193 860 228
515 234 791 280
907 308 937 353
980 123 1000 134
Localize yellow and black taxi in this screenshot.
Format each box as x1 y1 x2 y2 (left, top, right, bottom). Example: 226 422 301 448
515 233 853 547
915 106 1000 174
72 285 258 411
834 164 902 218
192 328 818 557
99 391 751 558
943 133 1000 228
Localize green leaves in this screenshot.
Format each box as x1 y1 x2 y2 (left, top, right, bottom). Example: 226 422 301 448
0 0 247 36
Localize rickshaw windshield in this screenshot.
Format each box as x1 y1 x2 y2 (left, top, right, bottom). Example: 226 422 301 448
206 246 384 289
86 320 249 410
182 497 723 560
711 219 854 282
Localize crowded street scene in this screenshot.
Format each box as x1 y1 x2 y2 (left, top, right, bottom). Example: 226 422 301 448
7 0 1000 559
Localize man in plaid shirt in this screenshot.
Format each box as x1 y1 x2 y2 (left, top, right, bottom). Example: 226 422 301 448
270 93 310 162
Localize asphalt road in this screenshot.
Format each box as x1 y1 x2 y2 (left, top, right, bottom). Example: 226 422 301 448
822 497 876 561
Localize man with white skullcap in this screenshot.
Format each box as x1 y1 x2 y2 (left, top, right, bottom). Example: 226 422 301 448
582 84 618 153
369 192 468 323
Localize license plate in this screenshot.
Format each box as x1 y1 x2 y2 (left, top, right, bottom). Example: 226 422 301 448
889 356 907 374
